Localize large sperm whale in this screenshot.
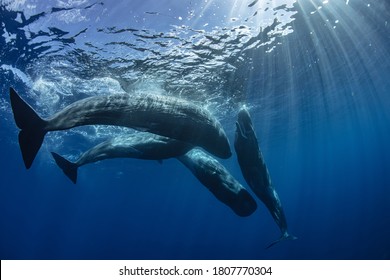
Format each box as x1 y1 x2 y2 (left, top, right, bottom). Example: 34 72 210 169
234 107 296 247
51 132 193 184
178 149 257 217
9 87 231 169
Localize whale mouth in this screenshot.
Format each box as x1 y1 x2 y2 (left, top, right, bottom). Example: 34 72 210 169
236 115 253 139
235 121 248 139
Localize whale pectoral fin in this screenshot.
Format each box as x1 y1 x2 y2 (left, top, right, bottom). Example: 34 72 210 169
133 122 160 132
235 122 248 139
127 146 144 157
132 126 150 132
266 232 297 249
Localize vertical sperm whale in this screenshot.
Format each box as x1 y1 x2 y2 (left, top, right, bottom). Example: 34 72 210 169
234 107 296 248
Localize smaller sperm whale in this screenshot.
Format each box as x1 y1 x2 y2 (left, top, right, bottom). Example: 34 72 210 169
178 149 257 217
9 87 231 169
51 132 193 184
234 107 296 247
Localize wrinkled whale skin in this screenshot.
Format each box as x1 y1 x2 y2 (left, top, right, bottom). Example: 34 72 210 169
178 149 257 217
10 87 231 168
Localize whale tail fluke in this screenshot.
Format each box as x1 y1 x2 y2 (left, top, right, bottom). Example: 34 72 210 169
266 232 297 249
51 152 78 184
10 87 47 169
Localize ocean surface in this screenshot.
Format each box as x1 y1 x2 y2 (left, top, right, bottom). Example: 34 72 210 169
0 0 389 260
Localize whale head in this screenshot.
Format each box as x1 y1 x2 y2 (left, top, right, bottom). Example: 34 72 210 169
237 106 253 134
235 106 255 140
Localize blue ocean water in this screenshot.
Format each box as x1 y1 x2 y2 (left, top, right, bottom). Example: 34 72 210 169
0 0 389 260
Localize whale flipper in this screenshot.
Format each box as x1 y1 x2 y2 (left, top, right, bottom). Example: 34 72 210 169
266 232 297 249
10 88 47 169
51 152 78 184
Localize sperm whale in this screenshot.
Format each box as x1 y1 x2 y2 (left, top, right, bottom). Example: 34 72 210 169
9 87 231 169
234 107 296 248
51 132 193 184
178 149 257 217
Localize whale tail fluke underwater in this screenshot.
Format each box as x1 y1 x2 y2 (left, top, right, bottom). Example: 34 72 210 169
266 232 298 249
10 88 47 169
51 152 78 184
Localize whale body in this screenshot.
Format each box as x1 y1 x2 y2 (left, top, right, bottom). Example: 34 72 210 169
51 132 193 184
9 87 231 169
178 149 257 217
234 107 296 247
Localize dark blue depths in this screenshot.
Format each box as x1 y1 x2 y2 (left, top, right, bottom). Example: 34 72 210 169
0 0 390 259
